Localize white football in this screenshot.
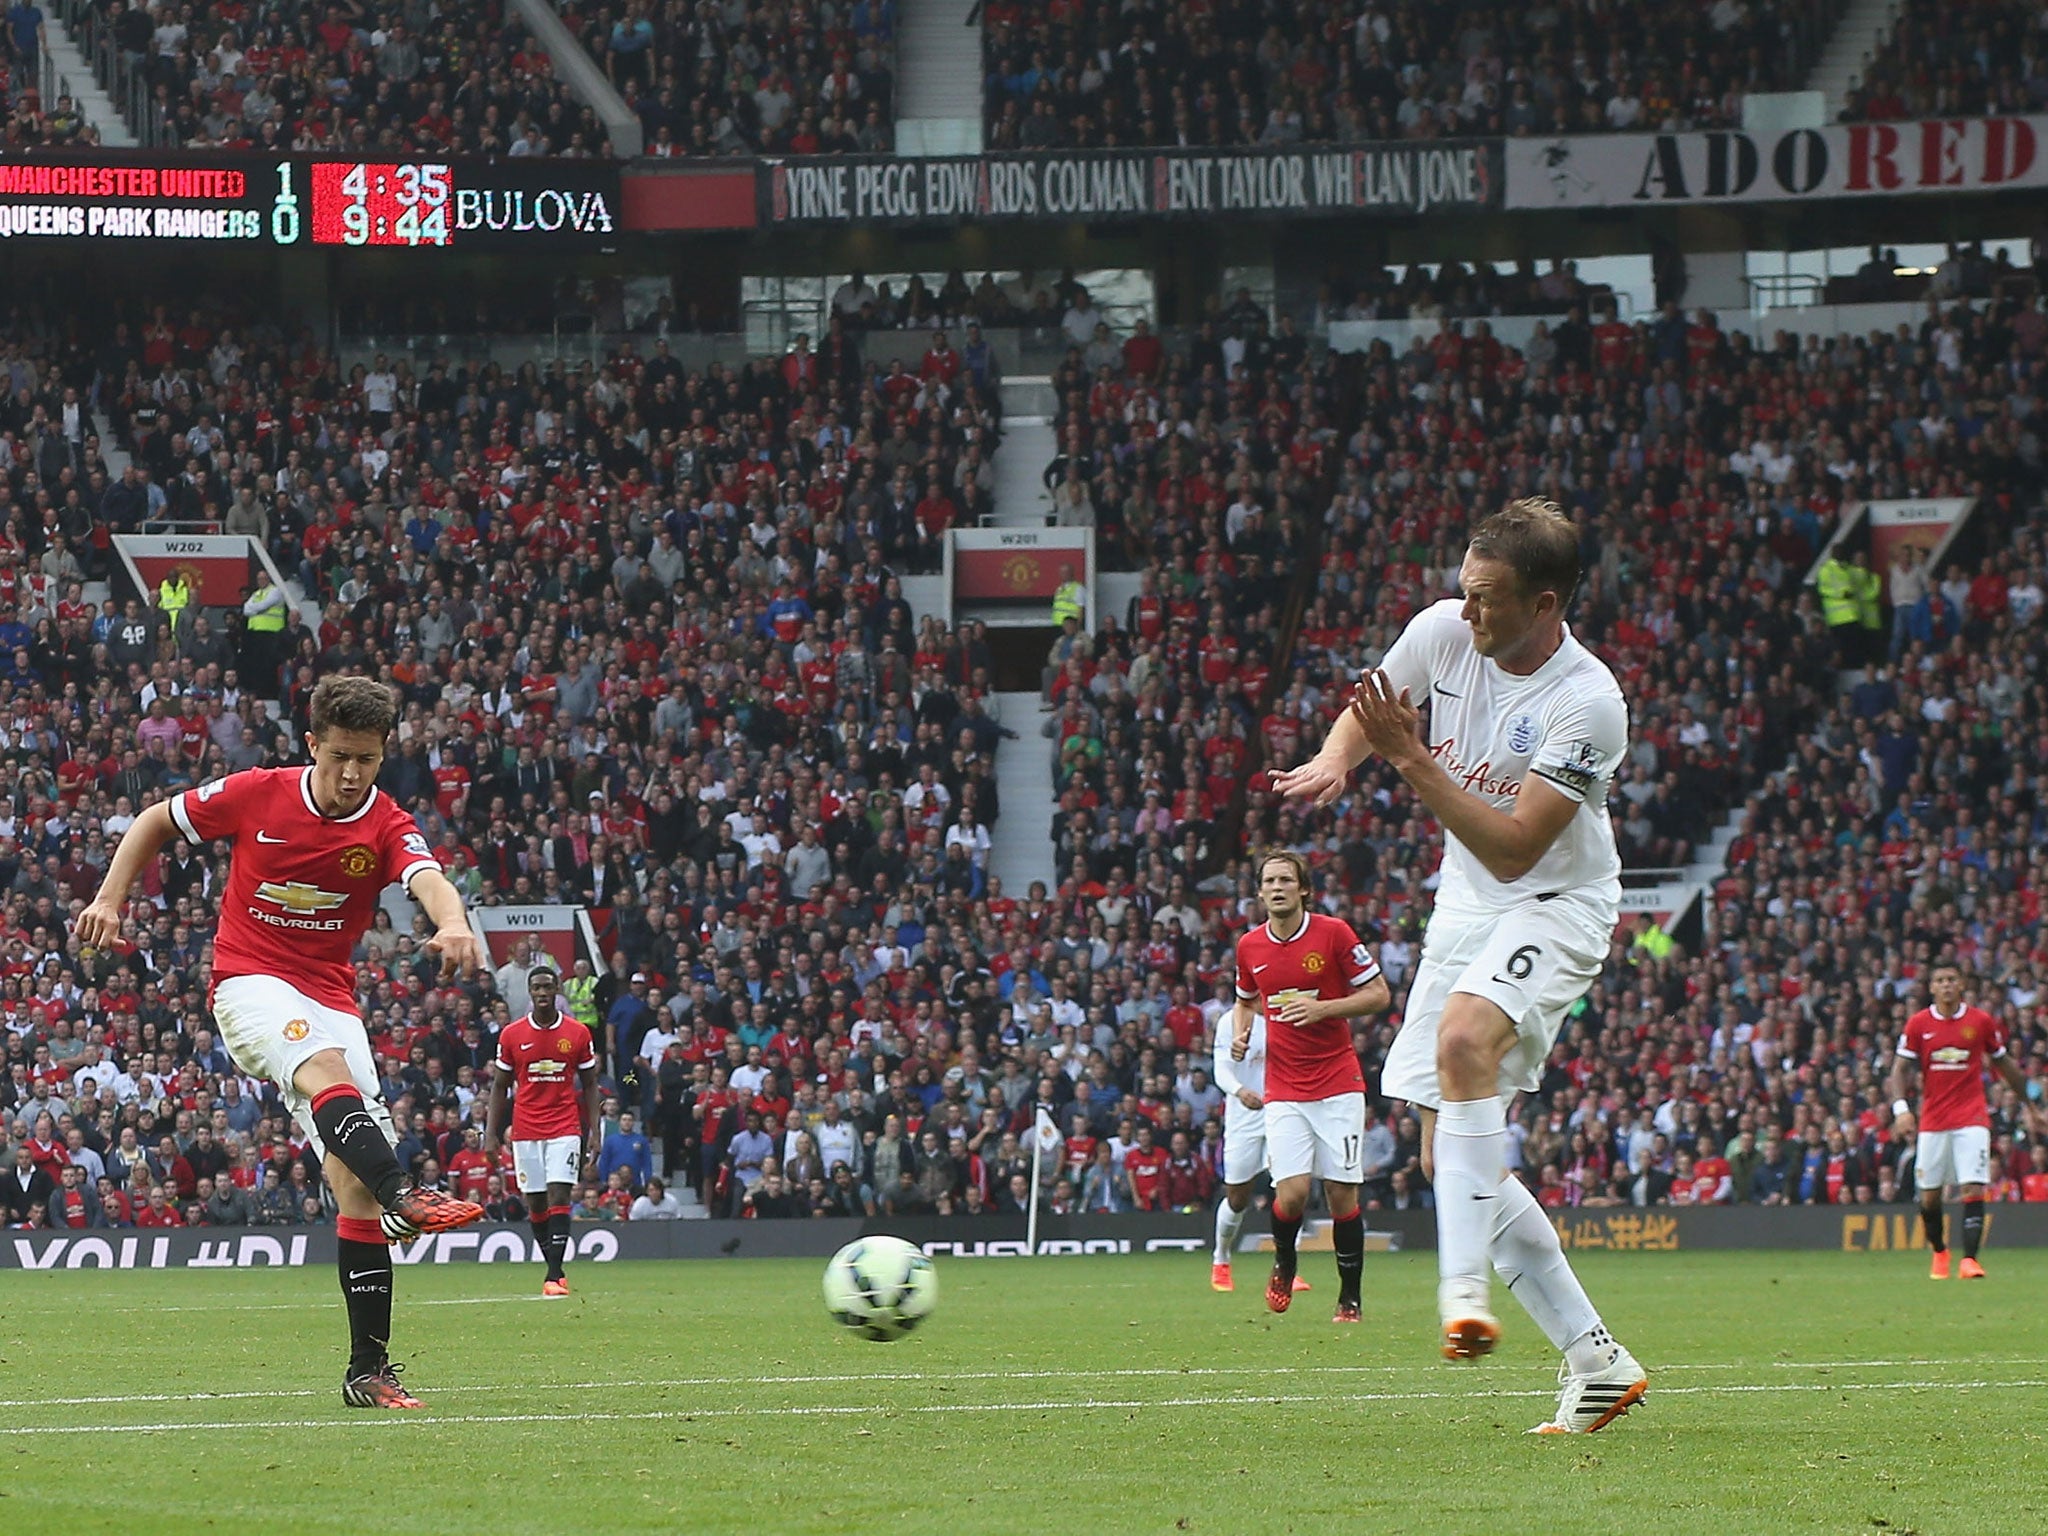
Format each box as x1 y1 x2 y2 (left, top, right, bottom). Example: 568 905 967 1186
822 1235 939 1341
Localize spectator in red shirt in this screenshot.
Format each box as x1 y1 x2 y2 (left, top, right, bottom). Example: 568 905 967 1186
1124 1123 1170 1210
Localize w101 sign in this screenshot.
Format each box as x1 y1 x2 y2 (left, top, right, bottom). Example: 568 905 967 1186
1506 117 2046 208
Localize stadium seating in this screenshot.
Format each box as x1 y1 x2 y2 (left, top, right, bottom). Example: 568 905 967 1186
982 0 1845 150
68 0 607 153
1844 0 2048 121
5 276 2046 1231
592 0 898 156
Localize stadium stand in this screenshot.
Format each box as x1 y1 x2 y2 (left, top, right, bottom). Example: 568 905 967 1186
593 0 899 156
57 0 609 153
5 263 2047 1230
1843 0 2048 122
981 0 1847 150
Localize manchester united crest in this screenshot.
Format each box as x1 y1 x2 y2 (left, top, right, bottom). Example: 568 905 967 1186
283 1018 310 1041
1961 1025 1977 1044
1001 553 1041 592
558 1036 573 1051
1303 952 1326 974
339 845 378 878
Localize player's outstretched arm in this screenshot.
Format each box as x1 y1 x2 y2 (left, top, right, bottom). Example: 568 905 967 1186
75 801 181 948
1270 693 1372 807
411 868 485 976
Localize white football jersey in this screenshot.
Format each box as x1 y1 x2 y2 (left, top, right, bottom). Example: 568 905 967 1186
1213 1012 1267 1104
1378 599 1625 924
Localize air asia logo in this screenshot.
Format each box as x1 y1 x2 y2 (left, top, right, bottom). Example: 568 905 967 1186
251 880 348 931
283 1018 309 1042
339 845 377 878
1428 736 1523 799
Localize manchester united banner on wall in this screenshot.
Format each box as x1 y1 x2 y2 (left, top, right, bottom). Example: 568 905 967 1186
760 142 1499 226
1506 116 2048 209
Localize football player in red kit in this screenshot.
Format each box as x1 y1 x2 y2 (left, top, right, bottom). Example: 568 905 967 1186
1890 963 2046 1279
76 676 487 1409
486 964 600 1296
1232 851 1390 1321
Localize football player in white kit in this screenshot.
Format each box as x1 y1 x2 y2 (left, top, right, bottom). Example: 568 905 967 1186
1206 1010 1306 1296
1273 499 1648 1434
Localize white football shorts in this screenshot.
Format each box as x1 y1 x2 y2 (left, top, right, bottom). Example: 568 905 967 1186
1381 897 1610 1111
1266 1093 1365 1183
1221 1100 1269 1186
1914 1126 1992 1191
211 974 396 1159
513 1136 585 1194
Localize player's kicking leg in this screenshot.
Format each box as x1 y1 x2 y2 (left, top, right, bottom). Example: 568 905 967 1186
1211 1181 1250 1291
1429 994 1645 1432
295 1050 484 1408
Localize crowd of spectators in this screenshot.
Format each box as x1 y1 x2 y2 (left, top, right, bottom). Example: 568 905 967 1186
983 0 1842 151
71 0 608 154
4 271 2048 1237
1843 0 2048 122
595 0 898 157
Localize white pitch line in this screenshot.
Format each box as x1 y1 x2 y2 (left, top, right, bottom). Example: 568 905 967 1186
24 1358 2048 1406
6 1377 2045 1435
7 1356 2036 1410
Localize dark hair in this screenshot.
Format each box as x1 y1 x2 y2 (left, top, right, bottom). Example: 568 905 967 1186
1255 849 1310 889
309 675 397 738
1469 497 1581 609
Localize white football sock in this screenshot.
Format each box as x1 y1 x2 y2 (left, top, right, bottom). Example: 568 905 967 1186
1487 1173 1606 1366
1433 1096 1506 1287
1213 1200 1246 1265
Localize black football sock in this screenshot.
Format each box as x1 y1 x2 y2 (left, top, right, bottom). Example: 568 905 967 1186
310 1085 407 1209
547 1208 572 1280
1963 1200 1985 1260
529 1211 550 1265
1922 1204 1946 1253
1270 1212 1301 1278
1332 1210 1364 1305
336 1219 393 1378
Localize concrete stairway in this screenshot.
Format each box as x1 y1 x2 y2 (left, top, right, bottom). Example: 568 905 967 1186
987 690 1058 898
1805 0 1905 121
990 377 1056 527
41 9 138 146
893 0 983 155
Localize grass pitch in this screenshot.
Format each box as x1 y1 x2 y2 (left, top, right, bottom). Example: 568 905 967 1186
5 1247 2044 1534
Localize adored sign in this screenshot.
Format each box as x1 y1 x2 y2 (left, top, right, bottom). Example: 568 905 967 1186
1506 117 2048 209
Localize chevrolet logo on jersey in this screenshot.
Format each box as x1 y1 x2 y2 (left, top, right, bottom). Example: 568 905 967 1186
525 1058 568 1078
254 881 348 914
1928 1045 1972 1068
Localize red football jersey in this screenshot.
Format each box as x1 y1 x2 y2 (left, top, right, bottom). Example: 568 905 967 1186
494 1011 597 1140
1897 1005 2006 1133
171 768 440 1014
1234 913 1379 1102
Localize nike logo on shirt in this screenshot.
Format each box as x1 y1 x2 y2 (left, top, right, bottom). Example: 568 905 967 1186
1433 685 1463 699
255 831 287 844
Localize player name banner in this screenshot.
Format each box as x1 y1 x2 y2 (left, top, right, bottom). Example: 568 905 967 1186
760 142 1500 227
1506 117 2048 209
